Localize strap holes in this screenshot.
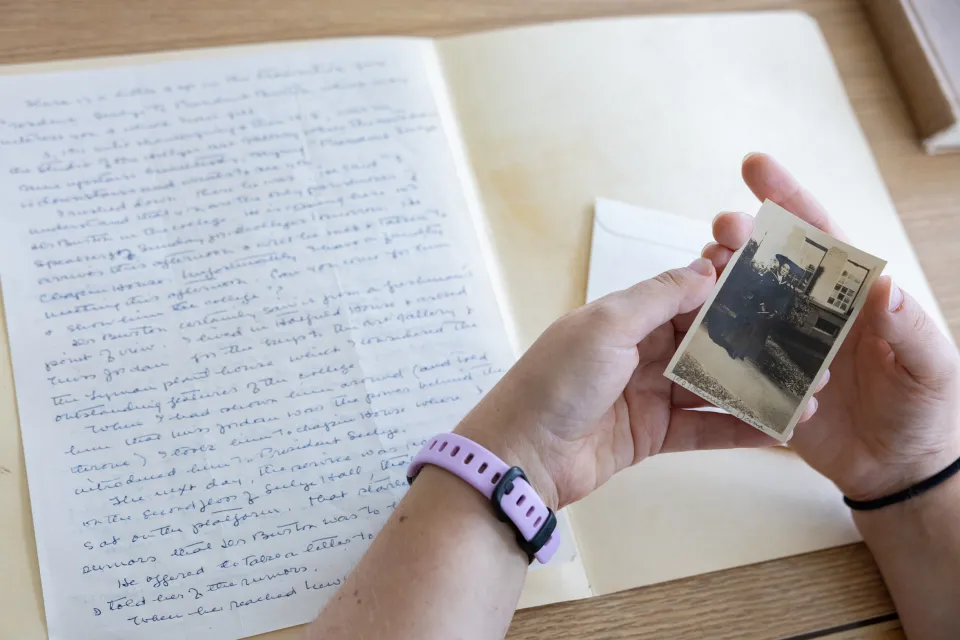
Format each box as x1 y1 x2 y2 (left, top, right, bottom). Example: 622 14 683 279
491 472 501 484
429 440 437 450
478 462 488 474
464 453 474 464
526 506 535 518
438 441 448 452
516 495 526 506
534 516 542 528
450 445 460 457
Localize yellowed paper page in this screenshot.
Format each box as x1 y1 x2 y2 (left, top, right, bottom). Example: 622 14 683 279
436 12 946 596
437 12 947 348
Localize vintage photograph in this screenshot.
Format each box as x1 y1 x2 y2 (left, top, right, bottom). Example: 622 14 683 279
665 200 886 441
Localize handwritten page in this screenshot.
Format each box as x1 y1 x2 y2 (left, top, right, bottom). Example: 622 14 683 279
0 39 516 640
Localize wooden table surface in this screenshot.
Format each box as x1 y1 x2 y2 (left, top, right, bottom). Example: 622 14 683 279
2 0 958 638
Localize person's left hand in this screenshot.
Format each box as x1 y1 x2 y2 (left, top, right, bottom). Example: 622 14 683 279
455 259 787 510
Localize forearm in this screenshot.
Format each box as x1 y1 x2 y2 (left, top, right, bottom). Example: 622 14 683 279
855 478 960 639
305 464 529 640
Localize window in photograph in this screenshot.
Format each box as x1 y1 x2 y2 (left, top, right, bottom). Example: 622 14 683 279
828 264 866 314
788 263 817 290
814 317 840 336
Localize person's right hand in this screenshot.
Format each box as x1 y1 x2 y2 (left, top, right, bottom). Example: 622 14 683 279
705 153 960 501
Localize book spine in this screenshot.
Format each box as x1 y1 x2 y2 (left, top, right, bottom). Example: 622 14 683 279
861 0 959 150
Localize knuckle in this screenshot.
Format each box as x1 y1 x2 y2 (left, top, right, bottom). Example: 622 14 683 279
654 268 686 290
548 307 587 339
585 298 620 328
556 305 582 324
590 298 617 325
910 307 929 335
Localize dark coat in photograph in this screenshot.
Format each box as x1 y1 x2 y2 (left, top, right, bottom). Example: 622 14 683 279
721 269 796 362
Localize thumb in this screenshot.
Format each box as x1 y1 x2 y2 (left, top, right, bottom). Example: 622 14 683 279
610 258 716 343
864 276 956 383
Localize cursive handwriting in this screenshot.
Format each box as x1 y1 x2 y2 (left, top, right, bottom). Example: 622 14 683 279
0 39 513 640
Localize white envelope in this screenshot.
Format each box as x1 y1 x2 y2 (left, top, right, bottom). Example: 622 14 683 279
587 197 713 300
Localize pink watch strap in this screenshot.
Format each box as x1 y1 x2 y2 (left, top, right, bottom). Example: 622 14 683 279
406 433 560 564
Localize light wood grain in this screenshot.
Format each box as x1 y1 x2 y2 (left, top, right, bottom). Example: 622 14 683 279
0 0 956 638
510 545 896 639
823 620 903 640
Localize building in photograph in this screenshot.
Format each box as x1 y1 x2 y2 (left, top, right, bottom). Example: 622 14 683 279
757 225 870 376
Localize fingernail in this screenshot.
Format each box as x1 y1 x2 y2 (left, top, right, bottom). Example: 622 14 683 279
807 396 818 414
743 152 759 163
888 280 904 312
688 258 714 276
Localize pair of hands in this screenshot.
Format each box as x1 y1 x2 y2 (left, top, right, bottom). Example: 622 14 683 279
457 153 960 510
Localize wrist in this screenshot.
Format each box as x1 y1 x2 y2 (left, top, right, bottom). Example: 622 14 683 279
453 420 560 512
844 438 960 503
853 470 960 539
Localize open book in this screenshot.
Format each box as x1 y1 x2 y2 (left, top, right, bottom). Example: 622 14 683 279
0 12 945 640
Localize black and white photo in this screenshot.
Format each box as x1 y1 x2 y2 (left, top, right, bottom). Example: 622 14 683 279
665 200 886 441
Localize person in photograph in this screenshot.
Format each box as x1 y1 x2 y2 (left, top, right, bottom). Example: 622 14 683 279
722 254 796 363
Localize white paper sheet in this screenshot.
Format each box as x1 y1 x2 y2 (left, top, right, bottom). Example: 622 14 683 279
0 39 520 640
580 197 860 595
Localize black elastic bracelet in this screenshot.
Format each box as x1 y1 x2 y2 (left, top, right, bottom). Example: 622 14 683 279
843 455 960 511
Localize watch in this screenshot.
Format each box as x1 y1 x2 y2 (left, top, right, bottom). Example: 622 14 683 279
406 432 560 564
